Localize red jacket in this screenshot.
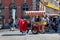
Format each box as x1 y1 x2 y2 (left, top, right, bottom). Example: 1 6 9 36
18 19 28 32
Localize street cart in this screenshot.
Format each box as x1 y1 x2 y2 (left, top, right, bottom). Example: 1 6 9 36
25 11 46 34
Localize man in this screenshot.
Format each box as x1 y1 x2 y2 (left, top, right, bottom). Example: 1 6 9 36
52 17 58 32
9 16 14 31
41 15 47 33
32 16 35 22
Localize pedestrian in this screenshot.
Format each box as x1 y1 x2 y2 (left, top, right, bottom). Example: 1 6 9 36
41 15 46 33
23 18 28 34
56 16 60 28
15 17 19 28
18 18 28 34
44 15 50 32
9 16 14 31
48 17 53 29
35 16 40 22
32 16 35 22
52 17 58 32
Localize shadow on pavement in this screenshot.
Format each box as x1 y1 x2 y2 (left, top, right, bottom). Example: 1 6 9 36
2 34 26 36
28 32 60 35
45 32 60 34
1 32 60 36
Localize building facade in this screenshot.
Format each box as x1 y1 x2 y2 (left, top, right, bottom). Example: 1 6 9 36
0 0 40 23
39 0 59 15
44 0 59 14
0 0 60 24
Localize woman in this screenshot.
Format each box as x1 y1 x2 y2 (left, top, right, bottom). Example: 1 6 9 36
18 18 28 34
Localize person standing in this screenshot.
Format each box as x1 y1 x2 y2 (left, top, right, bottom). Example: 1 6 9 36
41 15 46 33
32 16 35 22
9 16 14 31
56 16 60 26
52 17 58 32
44 15 49 32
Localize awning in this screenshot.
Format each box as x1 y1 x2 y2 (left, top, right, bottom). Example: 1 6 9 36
47 14 59 16
44 2 59 10
25 11 45 16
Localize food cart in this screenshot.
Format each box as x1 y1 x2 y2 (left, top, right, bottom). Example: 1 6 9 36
25 11 46 34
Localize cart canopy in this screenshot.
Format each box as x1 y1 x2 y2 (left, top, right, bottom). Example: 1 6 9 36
25 11 45 16
47 14 59 16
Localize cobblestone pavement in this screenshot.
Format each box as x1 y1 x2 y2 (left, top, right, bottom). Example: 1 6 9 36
0 29 60 40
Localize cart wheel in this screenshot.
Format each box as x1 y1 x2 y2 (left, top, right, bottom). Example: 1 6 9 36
39 30 45 34
32 30 38 34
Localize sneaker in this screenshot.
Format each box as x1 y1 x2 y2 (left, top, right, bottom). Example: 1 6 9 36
10 28 14 31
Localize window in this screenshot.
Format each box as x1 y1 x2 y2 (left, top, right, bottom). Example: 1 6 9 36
36 0 39 10
46 7 53 14
0 4 4 9
22 3 29 11
46 7 50 13
21 3 29 18
53 1 58 7
0 3 5 16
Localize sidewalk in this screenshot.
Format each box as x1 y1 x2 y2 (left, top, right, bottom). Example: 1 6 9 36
0 29 60 40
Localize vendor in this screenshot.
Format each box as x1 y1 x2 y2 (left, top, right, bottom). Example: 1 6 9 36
35 15 40 22
32 16 35 23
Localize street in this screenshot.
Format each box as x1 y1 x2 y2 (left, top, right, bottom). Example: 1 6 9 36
0 29 60 40
0 0 60 40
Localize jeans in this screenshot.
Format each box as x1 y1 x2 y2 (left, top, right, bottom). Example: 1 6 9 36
10 23 14 28
15 24 18 28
